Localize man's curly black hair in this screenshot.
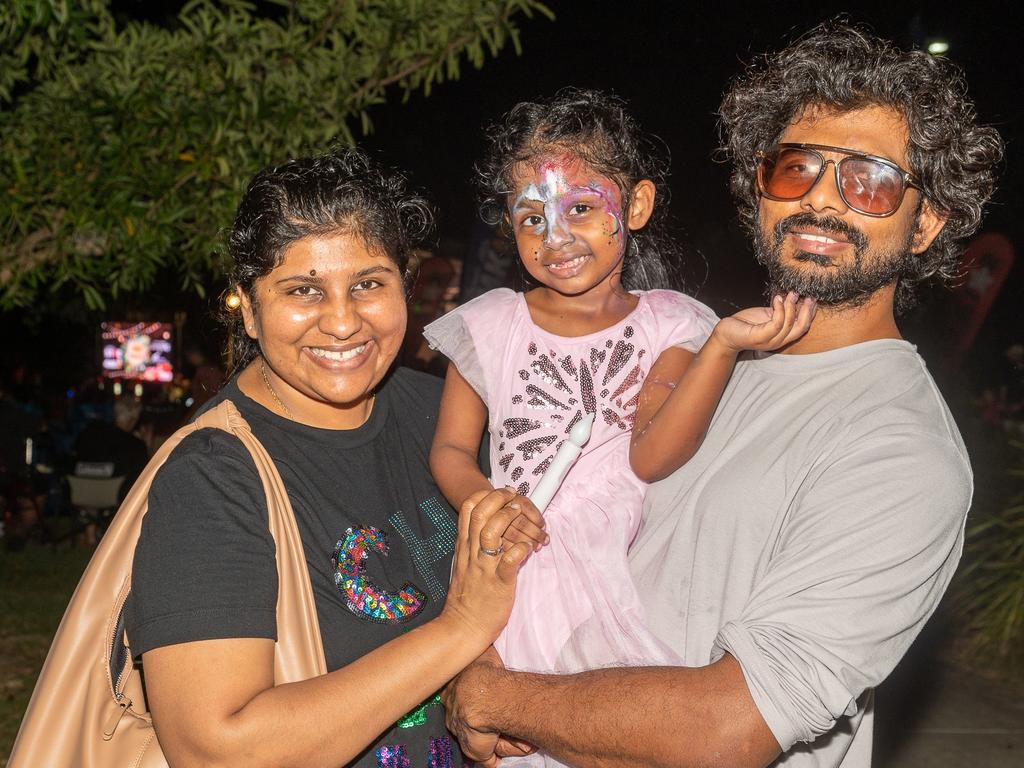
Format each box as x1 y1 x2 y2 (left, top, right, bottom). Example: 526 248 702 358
719 23 1004 310
224 147 433 376
477 87 680 291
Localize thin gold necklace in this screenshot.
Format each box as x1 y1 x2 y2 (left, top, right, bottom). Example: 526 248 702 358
260 359 294 419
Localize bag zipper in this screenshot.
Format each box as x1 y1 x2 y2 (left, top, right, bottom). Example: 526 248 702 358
103 586 134 739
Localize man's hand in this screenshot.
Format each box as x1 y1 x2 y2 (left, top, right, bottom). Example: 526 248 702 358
443 646 507 766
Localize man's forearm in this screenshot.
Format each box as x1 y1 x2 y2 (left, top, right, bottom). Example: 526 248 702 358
474 654 779 768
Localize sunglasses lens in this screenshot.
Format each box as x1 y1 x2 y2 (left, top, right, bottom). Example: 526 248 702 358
759 149 822 199
839 158 904 215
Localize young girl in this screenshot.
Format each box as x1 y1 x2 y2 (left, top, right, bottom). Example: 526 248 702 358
425 90 813 685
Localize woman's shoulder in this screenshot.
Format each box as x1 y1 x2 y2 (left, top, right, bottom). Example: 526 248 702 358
152 419 262 504
387 366 444 409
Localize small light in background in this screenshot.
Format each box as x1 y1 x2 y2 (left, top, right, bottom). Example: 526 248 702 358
134 383 144 398
927 39 950 55
113 381 122 396
224 292 242 310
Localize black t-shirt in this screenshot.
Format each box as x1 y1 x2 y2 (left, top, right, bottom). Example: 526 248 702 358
127 367 462 767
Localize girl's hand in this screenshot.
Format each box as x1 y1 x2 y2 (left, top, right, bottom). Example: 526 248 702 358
441 488 545 645
501 493 549 553
713 292 816 354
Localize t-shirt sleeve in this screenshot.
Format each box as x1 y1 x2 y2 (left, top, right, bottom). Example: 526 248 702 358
422 288 518 406
126 429 278 658
645 290 719 354
712 428 970 751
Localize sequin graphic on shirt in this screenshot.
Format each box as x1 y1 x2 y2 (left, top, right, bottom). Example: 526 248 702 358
396 693 442 728
501 326 646 495
375 736 450 767
429 736 453 767
332 527 426 623
376 744 410 768
388 498 457 602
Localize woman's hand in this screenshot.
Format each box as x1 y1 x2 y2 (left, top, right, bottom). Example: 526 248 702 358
442 488 545 646
713 292 816 354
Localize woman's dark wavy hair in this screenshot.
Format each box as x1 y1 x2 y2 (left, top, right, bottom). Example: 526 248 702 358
719 23 1004 310
477 87 680 291
223 148 433 376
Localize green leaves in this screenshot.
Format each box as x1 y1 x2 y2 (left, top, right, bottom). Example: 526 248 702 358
0 0 552 309
952 439 1024 675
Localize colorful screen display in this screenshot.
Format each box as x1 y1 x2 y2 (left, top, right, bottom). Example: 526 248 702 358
100 321 174 382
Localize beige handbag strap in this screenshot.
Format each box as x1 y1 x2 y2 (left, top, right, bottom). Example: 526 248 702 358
192 401 328 682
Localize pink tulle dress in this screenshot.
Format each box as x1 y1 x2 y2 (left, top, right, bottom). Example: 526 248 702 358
424 288 717 677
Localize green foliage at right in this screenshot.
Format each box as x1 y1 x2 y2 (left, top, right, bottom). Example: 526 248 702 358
952 439 1024 677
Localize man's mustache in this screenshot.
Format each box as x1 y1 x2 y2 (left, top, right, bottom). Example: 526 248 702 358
773 213 869 251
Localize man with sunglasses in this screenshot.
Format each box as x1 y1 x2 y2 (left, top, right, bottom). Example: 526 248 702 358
444 23 1003 768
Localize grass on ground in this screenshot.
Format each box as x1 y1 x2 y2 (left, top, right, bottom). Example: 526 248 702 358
0 542 92 766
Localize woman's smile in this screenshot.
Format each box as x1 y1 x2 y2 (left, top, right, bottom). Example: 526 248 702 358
239 232 407 429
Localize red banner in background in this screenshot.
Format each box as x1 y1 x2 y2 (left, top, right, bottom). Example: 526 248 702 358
946 232 1015 371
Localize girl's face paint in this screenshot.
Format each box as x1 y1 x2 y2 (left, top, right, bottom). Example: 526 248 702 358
509 157 628 296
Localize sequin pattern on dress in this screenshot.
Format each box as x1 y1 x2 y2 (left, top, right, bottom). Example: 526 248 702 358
332 527 426 623
498 325 648 494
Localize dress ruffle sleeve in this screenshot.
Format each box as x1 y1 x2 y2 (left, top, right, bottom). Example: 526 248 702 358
422 288 519 407
645 289 719 354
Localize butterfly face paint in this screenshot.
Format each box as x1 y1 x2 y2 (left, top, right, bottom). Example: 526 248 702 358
509 157 630 293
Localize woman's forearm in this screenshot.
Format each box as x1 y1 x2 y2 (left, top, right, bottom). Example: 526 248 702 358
148 612 490 768
238 614 488 765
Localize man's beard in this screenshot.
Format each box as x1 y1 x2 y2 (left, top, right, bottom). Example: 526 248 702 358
753 212 915 309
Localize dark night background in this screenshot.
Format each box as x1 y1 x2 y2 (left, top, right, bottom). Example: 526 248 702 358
5 0 1023 396
2 3 1023 757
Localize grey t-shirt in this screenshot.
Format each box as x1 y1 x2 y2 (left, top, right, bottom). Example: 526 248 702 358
629 340 970 768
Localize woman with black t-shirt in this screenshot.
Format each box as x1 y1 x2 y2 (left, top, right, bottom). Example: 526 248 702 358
126 149 547 767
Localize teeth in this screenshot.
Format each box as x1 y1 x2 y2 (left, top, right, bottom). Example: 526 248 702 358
798 233 839 244
547 255 587 270
310 344 366 362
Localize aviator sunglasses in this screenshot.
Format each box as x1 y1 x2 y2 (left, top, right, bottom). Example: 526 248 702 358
756 143 922 217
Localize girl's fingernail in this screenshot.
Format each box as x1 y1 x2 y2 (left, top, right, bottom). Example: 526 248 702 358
509 502 521 510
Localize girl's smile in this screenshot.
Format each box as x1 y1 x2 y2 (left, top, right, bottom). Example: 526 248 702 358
509 157 632 296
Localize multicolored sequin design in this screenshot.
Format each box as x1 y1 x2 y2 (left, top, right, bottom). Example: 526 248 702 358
388 497 457 602
376 744 410 768
497 325 648 495
332 526 426 623
375 737 451 768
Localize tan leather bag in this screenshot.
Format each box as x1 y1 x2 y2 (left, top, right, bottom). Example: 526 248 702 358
9 400 328 767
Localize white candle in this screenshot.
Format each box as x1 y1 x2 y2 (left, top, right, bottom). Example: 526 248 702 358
528 412 595 514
